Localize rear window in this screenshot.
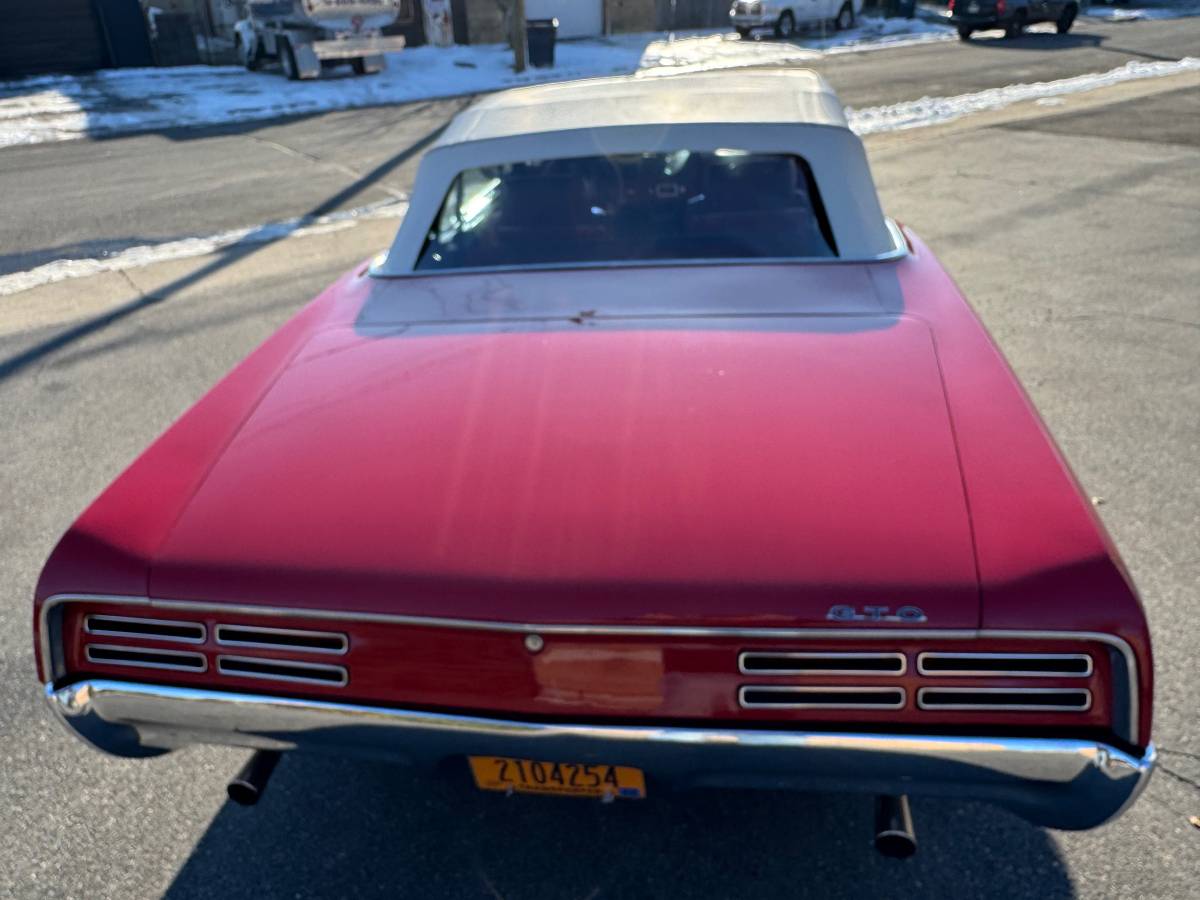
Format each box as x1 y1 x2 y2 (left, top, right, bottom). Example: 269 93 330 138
415 150 838 271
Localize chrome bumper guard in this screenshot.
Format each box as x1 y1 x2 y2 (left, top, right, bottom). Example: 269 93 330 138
311 35 406 60
46 679 1155 830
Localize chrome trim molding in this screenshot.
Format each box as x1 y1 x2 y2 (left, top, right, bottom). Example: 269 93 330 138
917 687 1093 713
84 614 206 644
85 644 208 673
44 679 1156 830
214 624 349 655
216 655 348 687
371 220 909 282
739 685 906 710
739 651 907 676
37 593 1142 742
917 652 1093 678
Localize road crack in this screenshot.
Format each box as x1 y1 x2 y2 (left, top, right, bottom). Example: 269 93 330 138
118 268 147 300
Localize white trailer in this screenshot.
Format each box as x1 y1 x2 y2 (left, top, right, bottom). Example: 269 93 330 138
235 1 407 80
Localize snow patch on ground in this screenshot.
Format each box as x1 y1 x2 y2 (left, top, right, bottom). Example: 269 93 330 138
847 57 1200 134
0 199 407 297
0 19 951 149
632 23 953 76
4 53 1198 297
921 1 1200 23
1082 4 1200 22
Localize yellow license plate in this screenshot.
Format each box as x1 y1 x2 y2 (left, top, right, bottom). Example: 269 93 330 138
469 756 646 800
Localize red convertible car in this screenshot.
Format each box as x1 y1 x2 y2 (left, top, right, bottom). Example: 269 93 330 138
36 71 1154 856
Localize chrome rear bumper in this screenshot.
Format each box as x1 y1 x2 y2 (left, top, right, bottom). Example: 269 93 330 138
46 679 1155 830
311 34 406 60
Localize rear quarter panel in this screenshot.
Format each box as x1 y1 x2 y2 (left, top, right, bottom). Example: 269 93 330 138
895 228 1152 746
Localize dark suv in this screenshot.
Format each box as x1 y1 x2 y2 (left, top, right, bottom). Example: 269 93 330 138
949 0 1079 40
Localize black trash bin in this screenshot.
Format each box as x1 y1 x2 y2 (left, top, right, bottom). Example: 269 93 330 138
526 18 558 68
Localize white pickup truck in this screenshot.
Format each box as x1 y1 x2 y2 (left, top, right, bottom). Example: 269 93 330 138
235 0 407 80
729 0 865 37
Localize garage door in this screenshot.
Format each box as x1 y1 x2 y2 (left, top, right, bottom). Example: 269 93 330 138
0 0 109 77
525 0 603 39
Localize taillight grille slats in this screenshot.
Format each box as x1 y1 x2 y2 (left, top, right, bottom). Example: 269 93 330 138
79 614 351 687
85 644 207 672
84 615 205 644
917 652 1093 678
214 624 348 655
735 650 1097 715
739 686 906 709
917 687 1092 711
739 651 906 675
216 655 348 687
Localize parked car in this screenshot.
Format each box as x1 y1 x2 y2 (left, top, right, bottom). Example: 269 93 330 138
36 70 1154 855
949 0 1079 40
730 0 864 37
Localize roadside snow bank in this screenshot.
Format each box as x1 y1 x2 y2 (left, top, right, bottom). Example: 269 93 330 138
0 19 951 149
847 57 1200 133
922 1 1200 22
4 54 1197 296
1082 4 1200 21
0 199 407 297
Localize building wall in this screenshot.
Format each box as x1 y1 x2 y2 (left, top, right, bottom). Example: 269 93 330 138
454 0 656 43
457 0 509 44
656 0 728 29
0 0 109 76
605 0 655 33
383 0 429 48
526 0 603 38
0 0 158 76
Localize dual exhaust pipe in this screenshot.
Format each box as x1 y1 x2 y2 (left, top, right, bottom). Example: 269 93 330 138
225 752 918 859
874 794 918 858
226 750 281 806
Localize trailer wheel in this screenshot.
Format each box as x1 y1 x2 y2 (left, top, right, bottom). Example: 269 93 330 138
351 57 367 76
279 38 300 80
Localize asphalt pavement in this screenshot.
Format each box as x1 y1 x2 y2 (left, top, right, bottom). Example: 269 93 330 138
1 21 1198 900
1 15 1198 277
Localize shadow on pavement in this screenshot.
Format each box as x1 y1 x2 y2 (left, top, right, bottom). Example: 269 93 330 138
0 237 169 278
962 30 1104 48
965 28 1183 61
94 98 451 144
0 101 466 385
164 752 1074 900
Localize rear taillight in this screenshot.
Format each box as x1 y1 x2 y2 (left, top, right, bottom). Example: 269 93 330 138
948 0 955 10
997 0 1007 14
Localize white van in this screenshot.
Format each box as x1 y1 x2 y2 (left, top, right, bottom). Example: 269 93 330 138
729 0 865 37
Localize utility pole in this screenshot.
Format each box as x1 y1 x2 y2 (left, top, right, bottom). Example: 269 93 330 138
512 0 527 72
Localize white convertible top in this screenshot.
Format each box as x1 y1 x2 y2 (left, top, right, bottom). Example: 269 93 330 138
435 70 848 146
378 71 901 274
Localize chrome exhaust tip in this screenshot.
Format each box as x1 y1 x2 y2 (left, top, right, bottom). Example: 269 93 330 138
874 794 917 858
227 750 282 806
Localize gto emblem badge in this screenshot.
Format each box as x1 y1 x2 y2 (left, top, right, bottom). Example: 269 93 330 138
827 605 927 623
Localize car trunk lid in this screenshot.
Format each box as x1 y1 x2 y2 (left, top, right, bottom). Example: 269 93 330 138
149 269 980 629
